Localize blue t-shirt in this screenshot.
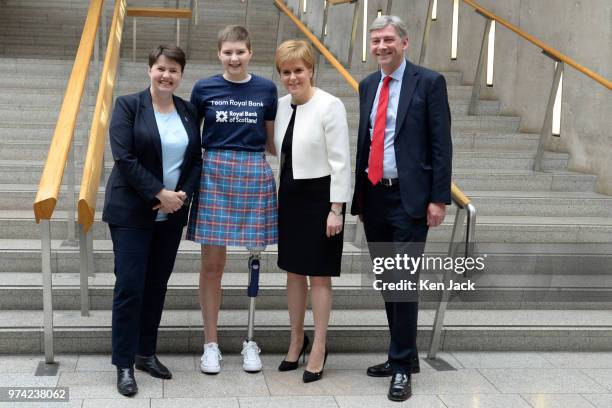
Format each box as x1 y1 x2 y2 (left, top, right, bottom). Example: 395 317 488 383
154 110 188 222
190 74 278 152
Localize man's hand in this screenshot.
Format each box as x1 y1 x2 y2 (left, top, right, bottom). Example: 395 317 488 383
427 202 446 227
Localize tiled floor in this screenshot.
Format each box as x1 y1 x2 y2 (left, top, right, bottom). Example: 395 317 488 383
1 352 612 407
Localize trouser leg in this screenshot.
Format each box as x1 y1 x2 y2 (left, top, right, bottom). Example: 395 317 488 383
363 183 428 374
138 221 184 357
109 225 153 368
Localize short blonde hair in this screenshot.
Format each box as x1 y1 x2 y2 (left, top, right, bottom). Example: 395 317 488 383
275 40 315 85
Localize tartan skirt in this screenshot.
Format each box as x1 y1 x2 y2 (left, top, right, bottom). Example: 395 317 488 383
186 149 278 247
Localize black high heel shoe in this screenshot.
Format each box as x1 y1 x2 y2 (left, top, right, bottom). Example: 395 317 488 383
278 334 310 371
302 349 328 383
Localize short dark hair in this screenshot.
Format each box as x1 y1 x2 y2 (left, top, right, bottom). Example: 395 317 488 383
217 25 251 51
148 44 186 72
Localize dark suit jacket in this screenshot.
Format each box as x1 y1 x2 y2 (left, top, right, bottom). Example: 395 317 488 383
351 60 453 219
102 89 202 228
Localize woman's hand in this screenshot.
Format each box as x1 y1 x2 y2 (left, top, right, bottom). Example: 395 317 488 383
326 206 344 238
153 189 184 213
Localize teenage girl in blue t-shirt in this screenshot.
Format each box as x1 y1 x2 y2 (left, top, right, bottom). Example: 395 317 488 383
187 25 277 375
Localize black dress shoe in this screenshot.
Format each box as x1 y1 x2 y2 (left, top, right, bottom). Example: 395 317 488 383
367 360 392 377
117 367 138 397
302 349 328 383
366 357 420 377
388 372 412 402
135 355 172 379
279 334 310 371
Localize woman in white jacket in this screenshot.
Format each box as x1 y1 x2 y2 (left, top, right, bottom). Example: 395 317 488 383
273 40 351 383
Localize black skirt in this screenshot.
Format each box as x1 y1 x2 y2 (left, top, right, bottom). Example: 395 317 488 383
277 104 344 276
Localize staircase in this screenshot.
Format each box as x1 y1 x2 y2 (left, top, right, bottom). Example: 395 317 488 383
0 1 611 355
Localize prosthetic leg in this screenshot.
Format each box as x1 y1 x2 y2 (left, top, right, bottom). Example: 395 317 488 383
242 245 265 372
246 246 264 341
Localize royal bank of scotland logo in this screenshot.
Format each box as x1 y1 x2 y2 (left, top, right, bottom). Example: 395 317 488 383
216 111 228 123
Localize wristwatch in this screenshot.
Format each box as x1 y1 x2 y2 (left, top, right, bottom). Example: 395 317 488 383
330 207 343 216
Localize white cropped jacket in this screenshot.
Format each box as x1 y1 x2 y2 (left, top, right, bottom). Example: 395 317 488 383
274 88 352 203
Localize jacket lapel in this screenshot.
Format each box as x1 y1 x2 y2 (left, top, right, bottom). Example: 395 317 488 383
141 89 163 163
359 72 381 155
395 60 419 139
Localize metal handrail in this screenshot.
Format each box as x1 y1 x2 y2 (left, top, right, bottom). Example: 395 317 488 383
32 0 105 369
274 0 477 361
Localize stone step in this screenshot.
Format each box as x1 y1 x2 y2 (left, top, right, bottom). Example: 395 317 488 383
1 203 612 243
1 308 610 353
0 101 500 122
451 169 597 192
0 156 594 191
5 172 610 216
0 272 378 311
0 57 465 88
0 45 276 62
451 151 568 171
1 265 610 311
465 190 612 217
0 116 521 143
0 141 88 161
0 72 473 94
4 138 552 167
0 37 281 56
0 237 610 275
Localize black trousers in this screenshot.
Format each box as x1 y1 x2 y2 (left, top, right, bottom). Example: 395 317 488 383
362 182 429 374
109 221 183 368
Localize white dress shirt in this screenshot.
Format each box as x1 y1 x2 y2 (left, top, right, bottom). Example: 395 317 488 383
367 59 406 178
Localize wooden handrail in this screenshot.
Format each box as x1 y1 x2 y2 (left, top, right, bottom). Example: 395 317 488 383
274 0 358 92
127 7 192 19
78 0 126 232
451 183 471 207
274 0 470 208
328 0 354 5
33 0 104 223
463 0 612 91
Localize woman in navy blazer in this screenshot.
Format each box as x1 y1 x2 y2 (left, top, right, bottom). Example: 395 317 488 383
102 45 202 397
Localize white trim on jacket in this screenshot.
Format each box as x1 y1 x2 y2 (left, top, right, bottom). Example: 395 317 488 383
274 88 352 203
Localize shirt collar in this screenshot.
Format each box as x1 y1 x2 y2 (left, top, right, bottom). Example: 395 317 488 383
380 59 406 83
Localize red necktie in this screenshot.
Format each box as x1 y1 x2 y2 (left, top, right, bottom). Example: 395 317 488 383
368 76 392 185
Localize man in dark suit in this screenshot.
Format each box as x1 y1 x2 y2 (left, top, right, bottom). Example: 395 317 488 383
350 15 452 401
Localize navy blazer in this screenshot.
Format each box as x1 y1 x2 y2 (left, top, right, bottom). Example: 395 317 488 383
102 89 202 228
351 60 453 219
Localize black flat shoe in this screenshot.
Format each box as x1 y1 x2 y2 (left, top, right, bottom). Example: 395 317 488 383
117 367 138 397
388 373 412 402
278 334 310 371
302 349 328 383
135 355 172 379
367 357 420 377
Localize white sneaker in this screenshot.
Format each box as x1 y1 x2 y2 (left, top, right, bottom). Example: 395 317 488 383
241 340 262 372
200 342 222 374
